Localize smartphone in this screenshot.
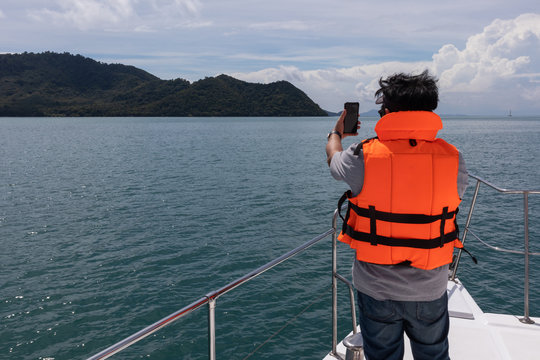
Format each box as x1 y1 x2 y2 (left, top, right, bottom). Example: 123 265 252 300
343 102 359 134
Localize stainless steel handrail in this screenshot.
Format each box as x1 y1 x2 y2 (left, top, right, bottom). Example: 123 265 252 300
88 228 335 360
450 173 539 324
88 172 538 359
468 173 540 194
467 229 540 256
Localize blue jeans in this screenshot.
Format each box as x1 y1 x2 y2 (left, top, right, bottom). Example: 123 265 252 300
357 291 450 360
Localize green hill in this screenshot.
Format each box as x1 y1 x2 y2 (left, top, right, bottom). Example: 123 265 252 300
0 52 327 117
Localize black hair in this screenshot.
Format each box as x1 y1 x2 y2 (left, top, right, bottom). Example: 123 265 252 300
375 70 439 112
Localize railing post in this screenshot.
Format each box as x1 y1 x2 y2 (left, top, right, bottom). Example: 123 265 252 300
347 284 358 335
520 192 535 324
450 179 481 281
208 297 217 360
335 273 358 335
332 209 339 356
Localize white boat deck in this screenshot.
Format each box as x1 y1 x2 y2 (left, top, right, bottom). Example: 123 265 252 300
325 279 540 360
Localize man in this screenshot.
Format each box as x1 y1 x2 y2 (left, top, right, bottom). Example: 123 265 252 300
325 71 468 360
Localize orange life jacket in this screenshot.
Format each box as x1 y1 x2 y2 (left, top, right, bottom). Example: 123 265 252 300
337 111 463 270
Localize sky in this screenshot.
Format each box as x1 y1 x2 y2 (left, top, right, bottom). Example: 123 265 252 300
1 0 540 115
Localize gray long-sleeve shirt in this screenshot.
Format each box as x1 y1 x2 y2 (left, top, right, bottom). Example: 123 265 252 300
330 143 468 301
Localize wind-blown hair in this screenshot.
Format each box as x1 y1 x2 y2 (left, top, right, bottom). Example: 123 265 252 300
375 70 439 112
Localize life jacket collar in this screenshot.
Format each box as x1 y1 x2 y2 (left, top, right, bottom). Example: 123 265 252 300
375 111 442 141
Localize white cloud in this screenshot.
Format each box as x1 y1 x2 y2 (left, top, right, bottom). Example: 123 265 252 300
0 9 5 19
147 0 201 19
28 0 135 30
231 61 430 112
248 21 311 31
435 13 540 93
433 13 540 114
28 0 203 31
231 13 540 114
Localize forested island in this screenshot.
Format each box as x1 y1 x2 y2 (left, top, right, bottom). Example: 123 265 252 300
0 52 327 117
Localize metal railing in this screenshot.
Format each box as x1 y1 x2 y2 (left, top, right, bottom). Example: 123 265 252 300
88 226 344 360
450 173 539 324
87 172 538 359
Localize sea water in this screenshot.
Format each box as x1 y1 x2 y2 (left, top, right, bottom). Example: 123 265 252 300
1 116 539 359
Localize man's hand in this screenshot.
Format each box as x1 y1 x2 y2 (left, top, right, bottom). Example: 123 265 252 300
335 109 361 137
325 110 361 166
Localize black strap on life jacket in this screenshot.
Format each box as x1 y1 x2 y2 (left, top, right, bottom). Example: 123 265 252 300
353 137 378 156
337 190 459 250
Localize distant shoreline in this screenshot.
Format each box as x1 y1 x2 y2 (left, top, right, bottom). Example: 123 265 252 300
0 52 327 117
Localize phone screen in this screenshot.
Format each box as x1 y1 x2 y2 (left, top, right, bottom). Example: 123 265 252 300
343 102 359 134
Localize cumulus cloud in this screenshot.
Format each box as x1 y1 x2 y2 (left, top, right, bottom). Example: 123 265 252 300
28 0 203 31
232 13 540 114
434 14 539 92
434 13 540 113
231 62 429 111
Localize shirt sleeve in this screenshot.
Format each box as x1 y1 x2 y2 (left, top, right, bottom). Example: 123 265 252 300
329 143 365 196
457 151 468 199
